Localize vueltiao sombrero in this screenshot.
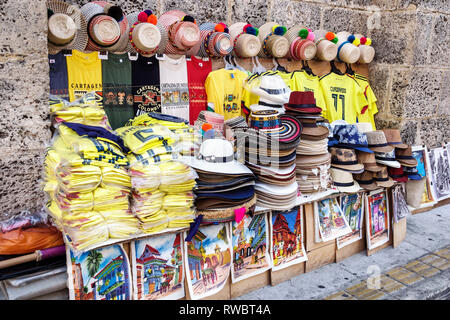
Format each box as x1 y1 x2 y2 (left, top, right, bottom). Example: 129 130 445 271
284 26 317 61
335 31 361 64
187 22 232 57
228 22 262 58
313 29 338 61
249 111 302 145
257 22 290 58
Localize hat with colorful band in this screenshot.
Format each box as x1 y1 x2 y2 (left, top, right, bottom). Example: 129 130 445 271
263 114 302 144
335 31 361 64
187 22 232 57
284 26 317 61
249 110 281 131
257 22 289 58
313 29 338 61
354 33 375 64
229 22 262 58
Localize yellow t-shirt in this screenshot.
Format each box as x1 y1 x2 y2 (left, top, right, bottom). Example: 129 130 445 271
319 72 368 124
205 69 248 120
291 70 327 114
66 50 102 102
353 74 378 130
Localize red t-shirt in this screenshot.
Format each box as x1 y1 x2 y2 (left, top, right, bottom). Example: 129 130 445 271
186 56 212 124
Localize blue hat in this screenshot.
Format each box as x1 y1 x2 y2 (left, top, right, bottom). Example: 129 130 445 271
403 166 422 180
333 124 374 153
195 185 255 201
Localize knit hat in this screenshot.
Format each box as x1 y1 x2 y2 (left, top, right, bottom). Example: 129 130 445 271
229 22 262 58
284 26 317 61
354 33 375 64
258 22 290 58
365 130 395 153
313 30 338 61
187 22 232 57
335 31 361 63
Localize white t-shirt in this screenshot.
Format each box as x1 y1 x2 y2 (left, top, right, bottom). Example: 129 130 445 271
159 55 190 122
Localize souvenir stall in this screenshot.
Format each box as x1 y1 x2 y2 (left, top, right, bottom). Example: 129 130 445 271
1 0 449 301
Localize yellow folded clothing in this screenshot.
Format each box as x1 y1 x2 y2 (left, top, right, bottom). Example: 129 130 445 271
56 165 102 193
159 180 196 193
116 125 177 155
128 114 190 131
130 164 161 190
159 161 197 185
99 210 140 238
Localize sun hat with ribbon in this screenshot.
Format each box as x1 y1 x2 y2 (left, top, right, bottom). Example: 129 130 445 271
80 1 129 52
356 150 383 172
374 166 395 188
187 22 232 57
228 22 262 58
395 146 418 167
375 149 401 168
353 171 379 191
365 130 395 153
330 168 361 193
333 124 373 153
330 147 365 173
382 129 408 149
126 10 167 57
47 0 88 54
158 10 201 55
313 29 338 61
388 166 408 183
354 33 375 64
250 74 291 106
257 22 290 58
284 26 317 61
335 31 361 64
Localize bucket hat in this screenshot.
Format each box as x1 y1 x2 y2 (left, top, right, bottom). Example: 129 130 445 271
354 33 375 64
333 124 373 153
284 26 317 61
356 150 383 172
382 129 408 149
388 167 408 183
251 74 291 105
229 22 262 58
335 31 361 64
330 147 365 173
375 149 401 168
330 168 361 193
258 22 290 58
366 130 394 153
353 171 379 191
374 166 395 188
395 146 418 167
313 30 338 61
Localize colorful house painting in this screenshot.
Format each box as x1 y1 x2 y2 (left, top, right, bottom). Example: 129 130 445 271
316 197 352 242
91 256 130 300
132 233 185 300
366 191 390 250
337 193 364 249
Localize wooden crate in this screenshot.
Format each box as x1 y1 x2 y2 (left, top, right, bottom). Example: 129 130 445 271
230 270 270 298
392 218 407 248
270 262 305 286
305 241 336 273
304 203 335 252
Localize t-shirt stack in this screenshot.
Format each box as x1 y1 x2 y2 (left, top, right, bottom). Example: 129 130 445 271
284 91 331 193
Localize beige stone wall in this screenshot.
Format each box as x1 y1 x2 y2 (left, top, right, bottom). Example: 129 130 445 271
0 0 448 218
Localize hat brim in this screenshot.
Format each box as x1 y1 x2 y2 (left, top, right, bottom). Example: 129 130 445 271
336 144 374 153
364 163 384 172
375 179 396 188
376 159 401 168
331 164 365 174
398 159 418 167
181 156 253 175
335 181 361 194
391 176 408 183
251 88 291 105
370 145 395 153
389 143 409 149
357 182 379 190
286 106 323 114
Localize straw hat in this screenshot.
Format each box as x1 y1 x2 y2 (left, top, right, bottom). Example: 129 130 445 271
158 10 201 55
228 22 262 58
366 130 395 153
374 166 395 188
284 26 317 61
356 122 373 133
313 30 338 61
353 171 378 190
330 147 365 173
356 150 383 172
126 10 166 57
330 168 361 193
80 1 129 52
187 22 232 57
47 0 88 54
250 74 291 105
257 22 290 58
335 31 361 63
382 129 408 149
375 149 401 168
354 33 375 64
395 146 418 167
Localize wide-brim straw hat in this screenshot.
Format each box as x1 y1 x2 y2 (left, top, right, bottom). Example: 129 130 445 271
47 0 88 54
336 31 360 63
80 1 129 52
250 74 291 104
355 33 375 64
284 26 317 61
199 195 257 223
229 22 262 58
330 168 361 193
313 29 338 61
366 130 395 153
188 22 232 57
158 10 200 55
257 22 290 58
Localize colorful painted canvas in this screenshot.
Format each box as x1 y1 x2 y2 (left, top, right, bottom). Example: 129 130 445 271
428 146 450 201
411 146 435 207
365 190 390 250
270 207 307 271
66 244 132 300
184 223 232 300
392 184 410 223
337 193 365 249
131 233 185 300
231 213 271 283
315 197 352 242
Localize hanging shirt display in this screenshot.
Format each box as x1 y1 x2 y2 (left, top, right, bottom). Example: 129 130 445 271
66 50 102 102
291 70 327 113
159 55 190 122
319 72 368 124
131 55 161 116
186 56 212 125
353 74 378 130
49 52 69 101
102 53 134 130
205 69 248 120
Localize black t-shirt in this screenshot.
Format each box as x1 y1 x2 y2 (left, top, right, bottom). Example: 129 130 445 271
131 55 161 116
49 52 69 100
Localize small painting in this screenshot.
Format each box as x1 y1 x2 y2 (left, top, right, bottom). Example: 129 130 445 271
428 146 450 202
366 190 390 250
315 197 352 242
337 193 365 249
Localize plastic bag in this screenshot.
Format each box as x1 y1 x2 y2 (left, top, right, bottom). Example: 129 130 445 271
0 208 48 233
0 226 64 255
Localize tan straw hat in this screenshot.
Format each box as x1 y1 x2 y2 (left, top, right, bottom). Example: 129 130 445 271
284 26 317 61
335 31 361 63
356 150 383 172
313 29 338 61
330 147 365 173
126 10 165 57
257 22 290 58
382 129 408 149
229 22 262 58
374 166 395 188
354 33 375 64
330 168 361 193
187 22 233 57
365 130 395 153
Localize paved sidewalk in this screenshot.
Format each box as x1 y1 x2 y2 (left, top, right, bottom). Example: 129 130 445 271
237 204 450 300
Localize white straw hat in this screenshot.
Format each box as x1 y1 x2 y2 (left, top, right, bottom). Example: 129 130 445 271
126 10 164 57
283 25 317 61
313 29 338 61
257 22 290 58
228 22 262 58
355 122 373 133
330 168 361 193
354 33 375 64
335 31 361 63
250 74 291 105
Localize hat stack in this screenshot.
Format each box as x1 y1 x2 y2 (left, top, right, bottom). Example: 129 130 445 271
330 168 361 193
183 139 256 223
257 22 290 58
80 1 129 52
330 147 365 174
335 31 361 63
224 116 248 142
374 166 395 188
284 26 317 61
187 22 233 57
285 91 331 193
353 170 379 191
382 128 417 181
365 131 401 169
228 22 262 58
194 110 225 137
249 74 291 114
158 10 201 55
354 33 375 64
47 0 88 54
313 30 338 61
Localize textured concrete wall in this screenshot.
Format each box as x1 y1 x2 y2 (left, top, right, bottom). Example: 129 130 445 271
0 0 448 218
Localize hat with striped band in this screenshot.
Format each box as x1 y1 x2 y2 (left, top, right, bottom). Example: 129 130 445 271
257 22 290 58
284 26 317 61
313 29 338 61
229 22 262 58
187 22 232 57
335 31 361 64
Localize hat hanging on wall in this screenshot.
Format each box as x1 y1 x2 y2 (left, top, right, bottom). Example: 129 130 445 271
257 22 290 58
80 1 129 52
283 26 317 61
126 10 167 57
187 22 232 57
354 33 375 64
335 31 361 64
228 22 262 58
313 29 338 61
47 0 88 54
158 10 200 55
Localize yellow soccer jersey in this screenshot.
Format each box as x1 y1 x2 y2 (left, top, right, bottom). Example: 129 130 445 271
352 74 378 130
291 70 327 115
319 72 368 124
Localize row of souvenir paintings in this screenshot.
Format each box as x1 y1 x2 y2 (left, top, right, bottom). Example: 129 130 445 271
66 188 402 300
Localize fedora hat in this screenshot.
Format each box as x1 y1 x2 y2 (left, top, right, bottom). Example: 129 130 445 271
158 10 200 55
330 147 365 173
382 129 408 149
388 167 408 182
251 74 291 105
354 33 375 64
229 22 262 58
395 146 418 167
47 0 88 54
285 91 322 114
126 10 166 57
403 166 422 180
335 31 361 64
353 171 378 191
333 124 373 153
313 30 338 61
284 26 317 61
257 22 290 58
187 22 232 57
365 130 394 153
375 149 401 168
299 119 329 140
356 150 383 172
330 168 361 193
356 122 373 133
374 166 395 188
80 1 129 52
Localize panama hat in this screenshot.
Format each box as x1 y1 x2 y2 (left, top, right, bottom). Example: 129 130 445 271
313 29 338 61
330 147 365 173
284 26 317 61
395 146 418 167
47 0 88 54
374 166 395 188
257 22 290 58
382 129 408 149
366 130 395 153
356 122 373 133
80 1 129 52
375 149 401 168
126 10 167 57
187 22 232 57
335 31 361 63
229 22 262 58
250 74 291 105
158 10 200 55
330 168 361 193
356 150 383 172
353 171 378 191
354 33 375 64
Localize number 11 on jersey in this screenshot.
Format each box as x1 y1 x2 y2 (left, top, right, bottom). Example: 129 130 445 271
332 93 346 120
